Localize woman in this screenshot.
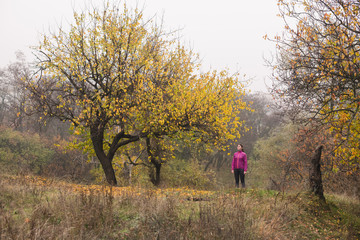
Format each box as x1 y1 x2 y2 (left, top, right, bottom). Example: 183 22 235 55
231 144 247 188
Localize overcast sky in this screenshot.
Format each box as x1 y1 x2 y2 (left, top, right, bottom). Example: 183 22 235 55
0 0 283 92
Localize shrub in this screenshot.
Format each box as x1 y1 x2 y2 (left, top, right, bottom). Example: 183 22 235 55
161 158 216 189
0 127 54 174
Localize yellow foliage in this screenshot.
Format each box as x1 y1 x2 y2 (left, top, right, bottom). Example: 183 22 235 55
26 1 252 184
274 0 360 166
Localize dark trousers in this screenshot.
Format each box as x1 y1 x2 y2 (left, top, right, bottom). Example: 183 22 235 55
234 168 245 188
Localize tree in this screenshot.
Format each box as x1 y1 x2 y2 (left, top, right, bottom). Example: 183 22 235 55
270 0 360 172
0 52 30 131
26 2 250 186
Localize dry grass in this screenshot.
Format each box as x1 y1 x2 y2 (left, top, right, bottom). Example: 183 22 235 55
1 174 359 239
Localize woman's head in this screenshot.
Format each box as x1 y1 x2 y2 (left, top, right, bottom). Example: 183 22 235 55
237 144 244 152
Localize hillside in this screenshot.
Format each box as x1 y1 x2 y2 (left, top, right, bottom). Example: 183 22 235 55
1 174 359 239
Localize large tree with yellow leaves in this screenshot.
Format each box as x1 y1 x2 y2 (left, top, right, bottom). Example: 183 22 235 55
271 0 360 173
26 2 249 185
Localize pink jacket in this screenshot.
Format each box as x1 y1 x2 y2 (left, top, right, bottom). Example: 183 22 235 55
232 151 247 171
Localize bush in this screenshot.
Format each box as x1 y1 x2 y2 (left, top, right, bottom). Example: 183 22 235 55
250 123 300 191
0 127 54 174
43 137 94 183
161 158 216 189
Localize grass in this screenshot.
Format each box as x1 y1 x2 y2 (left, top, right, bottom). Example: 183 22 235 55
0 174 359 239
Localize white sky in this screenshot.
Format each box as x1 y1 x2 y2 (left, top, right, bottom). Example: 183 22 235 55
0 0 283 92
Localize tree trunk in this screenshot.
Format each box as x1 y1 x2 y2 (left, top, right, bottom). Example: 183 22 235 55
150 163 161 186
309 145 325 201
146 137 162 186
90 124 117 186
97 153 117 186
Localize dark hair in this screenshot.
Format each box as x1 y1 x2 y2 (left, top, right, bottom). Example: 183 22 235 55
238 144 244 152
